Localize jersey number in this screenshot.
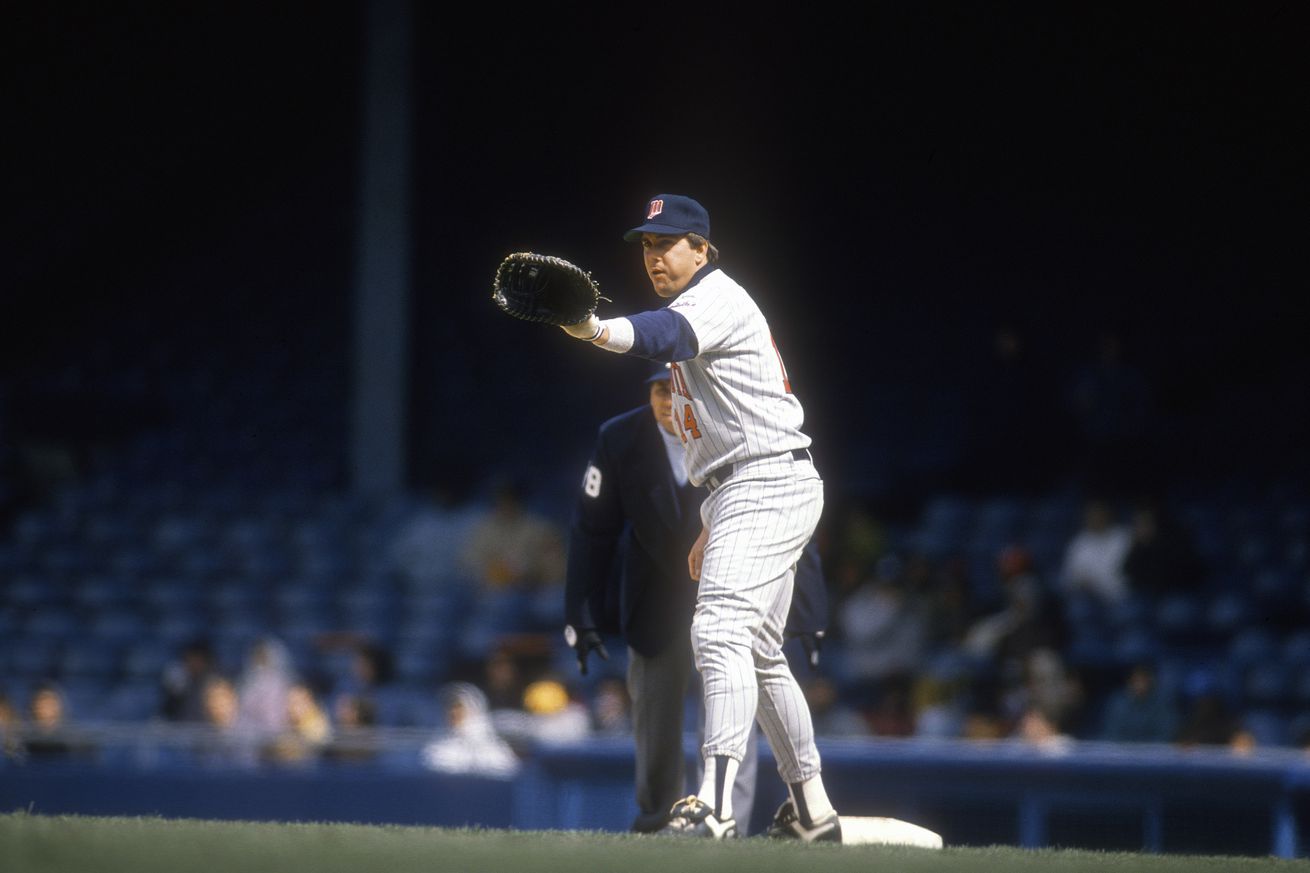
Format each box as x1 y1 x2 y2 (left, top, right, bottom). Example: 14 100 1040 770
582 465 602 497
675 404 702 443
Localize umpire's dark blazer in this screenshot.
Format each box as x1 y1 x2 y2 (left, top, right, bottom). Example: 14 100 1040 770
565 405 828 659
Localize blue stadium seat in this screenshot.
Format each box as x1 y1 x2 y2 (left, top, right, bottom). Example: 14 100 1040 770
71 576 134 611
7 576 64 609
373 685 440 728
973 497 1025 542
8 637 61 678
393 644 450 686
1204 591 1254 638
90 609 148 643
24 607 80 639
1112 626 1162 666
121 640 173 680
155 612 209 646
1107 594 1151 630
1281 630 1310 666
0 608 21 639
1227 628 1279 666
1066 629 1116 668
59 640 123 680
142 577 207 612
1241 709 1288 746
1243 662 1291 707
1154 593 1204 642
102 682 163 721
1289 670 1310 707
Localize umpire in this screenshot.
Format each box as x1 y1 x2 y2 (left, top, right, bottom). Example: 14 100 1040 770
564 363 828 834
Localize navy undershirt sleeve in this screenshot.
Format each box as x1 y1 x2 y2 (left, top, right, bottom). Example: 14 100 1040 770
626 310 699 361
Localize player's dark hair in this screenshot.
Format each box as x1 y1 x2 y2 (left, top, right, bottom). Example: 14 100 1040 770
687 233 720 263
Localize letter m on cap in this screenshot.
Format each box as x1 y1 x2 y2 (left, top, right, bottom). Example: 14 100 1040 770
647 199 664 219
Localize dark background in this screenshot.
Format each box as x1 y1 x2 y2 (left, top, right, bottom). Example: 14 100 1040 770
5 3 1306 521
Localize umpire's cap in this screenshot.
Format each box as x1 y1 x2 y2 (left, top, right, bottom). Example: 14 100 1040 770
644 362 672 385
624 194 710 242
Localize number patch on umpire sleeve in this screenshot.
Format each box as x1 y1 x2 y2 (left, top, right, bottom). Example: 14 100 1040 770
583 465 602 497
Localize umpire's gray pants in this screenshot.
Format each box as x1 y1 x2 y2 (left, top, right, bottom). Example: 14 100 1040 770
628 642 758 833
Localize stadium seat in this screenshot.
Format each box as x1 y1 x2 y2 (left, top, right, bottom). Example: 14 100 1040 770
1227 628 1279 666
102 682 163 721
59 640 123 680
24 607 80 639
1154 593 1204 642
121 640 173 680
1204 591 1254 638
1244 662 1291 708
1281 630 1310 666
1112 626 1161 666
1241 709 1288 746
8 576 64 609
1107 594 1151 630
90 609 149 643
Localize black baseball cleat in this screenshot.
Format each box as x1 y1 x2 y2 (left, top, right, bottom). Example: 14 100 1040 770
766 799 842 843
658 795 738 839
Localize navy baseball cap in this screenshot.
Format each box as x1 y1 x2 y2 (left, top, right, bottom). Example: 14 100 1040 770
623 194 711 242
644 362 672 385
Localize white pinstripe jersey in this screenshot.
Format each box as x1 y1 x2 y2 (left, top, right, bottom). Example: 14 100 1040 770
665 269 810 486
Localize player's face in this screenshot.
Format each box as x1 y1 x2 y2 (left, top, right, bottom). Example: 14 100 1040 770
642 233 707 297
648 379 677 435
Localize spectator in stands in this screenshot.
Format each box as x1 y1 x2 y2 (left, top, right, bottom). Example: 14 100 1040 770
1013 703 1073 754
494 677 591 748
197 676 259 768
1001 648 1085 738
1059 498 1133 605
268 682 333 765
1122 501 1204 597
1100 664 1179 744
911 674 966 739
421 681 520 778
0 692 25 761
482 647 527 712
963 546 1067 669
866 675 916 737
1173 670 1254 752
920 556 972 655
459 477 566 589
386 487 473 589
323 638 392 717
837 554 927 697
160 638 219 722
804 676 872 738
324 693 379 764
589 676 632 735
23 683 90 760
1295 722 1310 757
237 636 296 740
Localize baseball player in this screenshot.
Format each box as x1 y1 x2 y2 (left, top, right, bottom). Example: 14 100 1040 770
564 363 829 834
560 194 840 841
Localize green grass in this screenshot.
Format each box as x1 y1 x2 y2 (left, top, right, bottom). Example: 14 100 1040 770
1 813 1305 873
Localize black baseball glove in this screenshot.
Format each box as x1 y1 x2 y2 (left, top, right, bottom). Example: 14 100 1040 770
492 252 609 327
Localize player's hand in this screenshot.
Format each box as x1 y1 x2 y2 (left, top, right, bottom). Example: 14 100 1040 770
570 628 610 676
688 526 709 581
560 314 603 340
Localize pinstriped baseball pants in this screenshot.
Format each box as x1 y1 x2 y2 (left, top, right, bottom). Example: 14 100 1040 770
690 456 823 784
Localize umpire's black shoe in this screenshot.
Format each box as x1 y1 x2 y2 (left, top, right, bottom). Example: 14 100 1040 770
658 796 738 839
766 799 842 844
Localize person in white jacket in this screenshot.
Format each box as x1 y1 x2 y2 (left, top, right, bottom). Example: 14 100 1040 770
421 682 520 778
